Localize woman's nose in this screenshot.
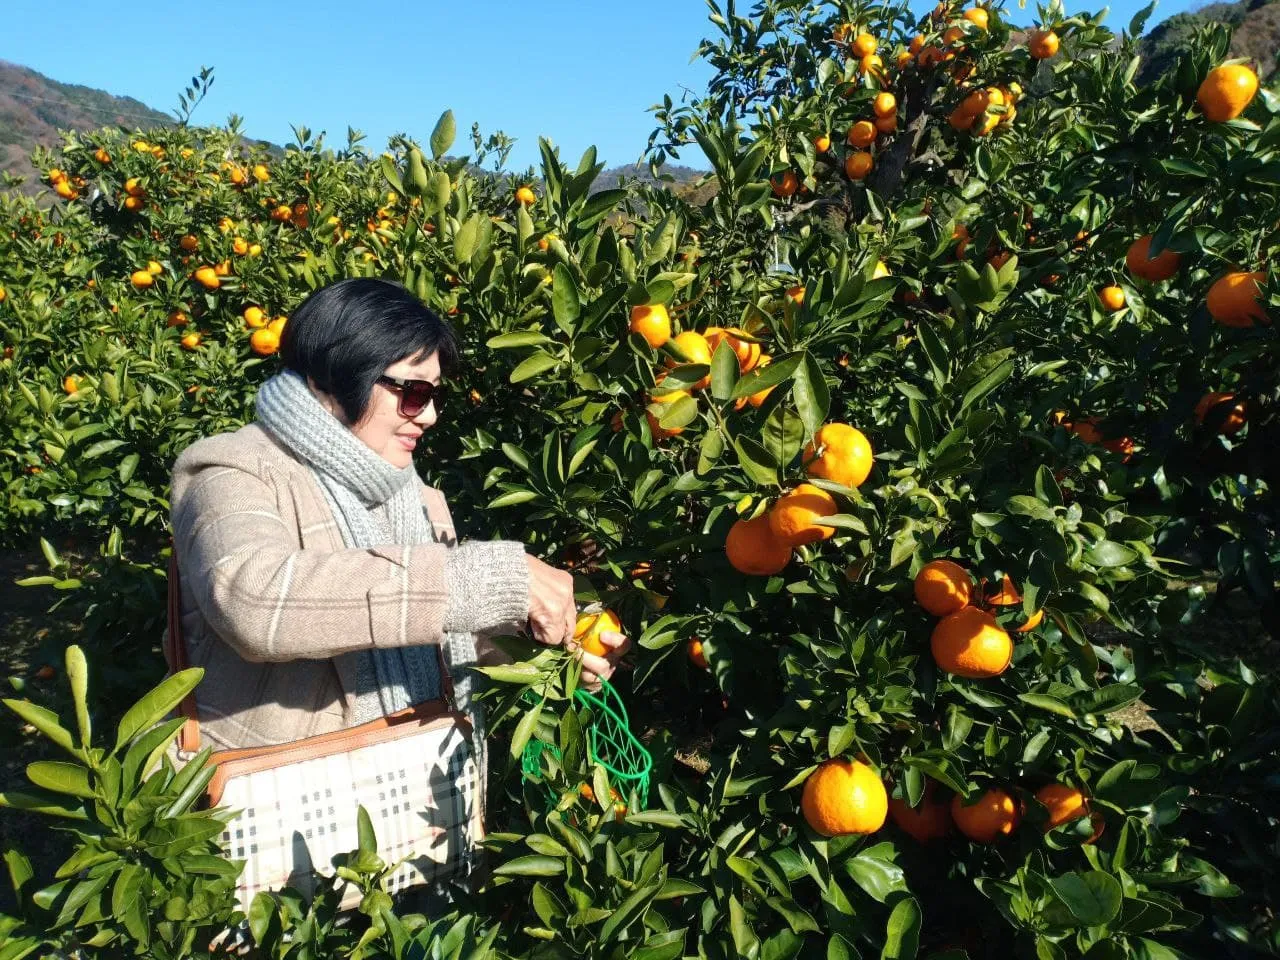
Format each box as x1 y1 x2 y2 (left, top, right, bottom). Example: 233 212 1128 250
412 399 438 427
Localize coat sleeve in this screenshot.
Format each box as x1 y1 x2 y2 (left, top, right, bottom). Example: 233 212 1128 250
171 434 526 662
423 484 532 643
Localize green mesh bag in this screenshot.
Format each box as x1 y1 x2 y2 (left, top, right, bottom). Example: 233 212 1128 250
519 679 652 809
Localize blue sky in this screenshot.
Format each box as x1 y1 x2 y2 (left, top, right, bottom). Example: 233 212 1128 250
3 0 1194 174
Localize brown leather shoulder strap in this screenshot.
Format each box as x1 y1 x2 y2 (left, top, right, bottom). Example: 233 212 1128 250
165 553 202 754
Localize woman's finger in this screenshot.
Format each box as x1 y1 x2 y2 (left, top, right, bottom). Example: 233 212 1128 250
562 601 577 647
578 650 614 683
595 630 630 655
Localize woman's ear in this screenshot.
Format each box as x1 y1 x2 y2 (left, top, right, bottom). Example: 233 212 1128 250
306 376 344 421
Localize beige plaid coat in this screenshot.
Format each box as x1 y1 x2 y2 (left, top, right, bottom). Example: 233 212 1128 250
167 423 529 751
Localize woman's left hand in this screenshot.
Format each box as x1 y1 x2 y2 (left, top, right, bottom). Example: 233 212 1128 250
573 630 630 690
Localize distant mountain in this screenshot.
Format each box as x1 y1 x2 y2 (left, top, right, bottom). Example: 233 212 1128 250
1136 0 1280 82
598 162 709 190
0 60 173 193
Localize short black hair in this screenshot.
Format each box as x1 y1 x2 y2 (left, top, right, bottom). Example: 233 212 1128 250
279 278 460 424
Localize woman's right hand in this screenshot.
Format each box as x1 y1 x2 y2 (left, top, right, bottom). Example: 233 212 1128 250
525 555 576 648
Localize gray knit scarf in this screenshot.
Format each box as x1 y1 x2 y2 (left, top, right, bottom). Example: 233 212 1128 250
255 371 484 778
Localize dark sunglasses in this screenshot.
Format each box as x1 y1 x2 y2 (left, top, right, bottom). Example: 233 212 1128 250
377 375 444 417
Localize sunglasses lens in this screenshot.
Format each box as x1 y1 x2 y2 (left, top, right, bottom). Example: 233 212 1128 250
401 382 437 417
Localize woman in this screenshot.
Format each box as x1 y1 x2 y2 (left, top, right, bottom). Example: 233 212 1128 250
168 277 629 763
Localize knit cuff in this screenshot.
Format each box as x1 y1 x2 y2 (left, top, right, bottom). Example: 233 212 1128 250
443 540 530 636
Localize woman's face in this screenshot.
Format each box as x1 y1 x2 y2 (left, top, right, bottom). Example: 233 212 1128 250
312 351 442 469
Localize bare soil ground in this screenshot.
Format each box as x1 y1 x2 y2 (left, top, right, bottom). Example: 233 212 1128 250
0 549 83 912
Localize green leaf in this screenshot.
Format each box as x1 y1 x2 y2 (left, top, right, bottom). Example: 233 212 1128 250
83 439 126 460
524 834 569 858
762 407 805 468
792 353 830 436
111 863 145 922
1073 684 1142 716
881 895 921 959
142 816 227 859
4 849 34 906
1050 871 1123 926
633 933 687 960
552 264 581 333
1084 541 1138 568
765 897 820 934
902 754 968 796
385 154 412 203
486 331 554 349
943 705 973 750
454 213 481 264
113 668 204 754
729 894 761 959
1007 495 1056 521
654 878 705 899
828 934 859 960
117 453 140 484
731 352 802 400
579 189 627 229
0 790 88 819
1132 939 1194 960
567 439 597 480
1035 464 1064 507
711 341 740 401
493 856 565 877
599 881 661 944
25 761 94 799
625 810 692 827
655 394 700 431
120 717 185 794
735 436 780 486
430 110 456 159
509 352 562 383
844 854 906 903
828 723 856 758
510 699 543 760
65 646 90 748
1018 693 1078 719
430 171 452 216
916 323 949 386
958 359 1014 414
248 892 278 944
1128 1 1156 34
3 700 74 754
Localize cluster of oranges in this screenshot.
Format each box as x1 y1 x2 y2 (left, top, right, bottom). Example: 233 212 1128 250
946 82 1021 137
801 757 1100 845
914 560 1043 678
724 423 874 576
242 306 289 356
65 148 361 362
835 28 902 182
1051 410 1136 460
623 303 775 439
770 5 1061 194
45 143 415 369
45 167 84 201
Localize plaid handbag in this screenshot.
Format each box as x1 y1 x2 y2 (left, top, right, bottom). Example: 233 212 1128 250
163 555 485 913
